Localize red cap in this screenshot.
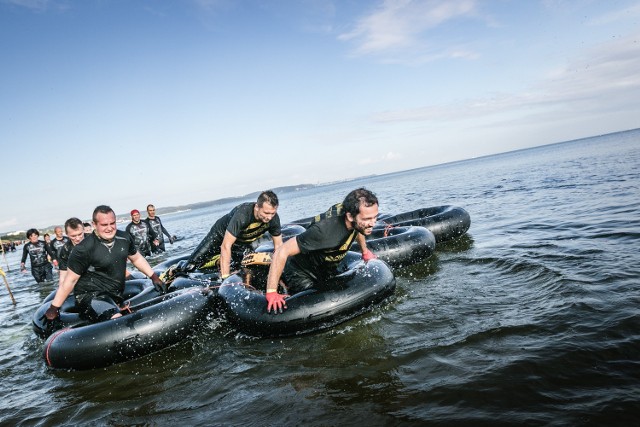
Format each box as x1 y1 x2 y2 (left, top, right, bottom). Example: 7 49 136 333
131 209 140 216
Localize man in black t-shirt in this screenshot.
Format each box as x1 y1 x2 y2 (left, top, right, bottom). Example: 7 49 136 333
44 205 167 323
176 191 282 280
265 188 379 313
56 217 88 286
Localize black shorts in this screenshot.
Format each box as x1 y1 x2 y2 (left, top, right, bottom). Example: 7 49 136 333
75 291 123 322
281 258 351 295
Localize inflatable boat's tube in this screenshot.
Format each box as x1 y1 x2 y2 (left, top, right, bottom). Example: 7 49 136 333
37 283 214 370
216 252 396 338
376 205 471 243
350 225 436 268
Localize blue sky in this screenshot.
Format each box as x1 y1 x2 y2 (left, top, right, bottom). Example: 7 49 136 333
1 0 639 233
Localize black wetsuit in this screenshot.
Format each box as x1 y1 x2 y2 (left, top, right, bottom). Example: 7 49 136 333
50 236 70 260
283 203 357 293
125 221 156 257
145 216 171 253
21 240 57 283
67 230 137 321
189 202 282 269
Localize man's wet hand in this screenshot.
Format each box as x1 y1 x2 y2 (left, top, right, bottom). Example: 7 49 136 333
45 304 60 321
362 249 377 262
265 292 288 314
150 272 168 294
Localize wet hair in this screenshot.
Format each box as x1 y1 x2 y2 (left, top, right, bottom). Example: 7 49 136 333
257 190 279 208
26 228 39 238
147 204 155 210
92 205 115 222
83 222 92 228
342 188 378 216
65 217 84 233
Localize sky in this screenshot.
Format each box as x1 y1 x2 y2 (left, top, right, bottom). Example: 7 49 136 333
1 0 639 233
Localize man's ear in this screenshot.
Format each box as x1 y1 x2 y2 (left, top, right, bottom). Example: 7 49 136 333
345 212 354 223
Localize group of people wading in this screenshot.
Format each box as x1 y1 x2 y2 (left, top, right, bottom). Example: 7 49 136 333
43 188 379 324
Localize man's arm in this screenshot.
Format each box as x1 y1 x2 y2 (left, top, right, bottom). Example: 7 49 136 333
20 245 28 269
51 269 81 307
271 234 283 252
129 252 155 277
357 232 376 261
265 237 300 313
356 232 368 253
58 269 67 286
129 252 167 293
45 242 58 262
160 220 172 239
219 231 237 279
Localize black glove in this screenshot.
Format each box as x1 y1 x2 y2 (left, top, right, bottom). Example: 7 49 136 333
169 236 177 244
150 272 168 294
45 304 61 321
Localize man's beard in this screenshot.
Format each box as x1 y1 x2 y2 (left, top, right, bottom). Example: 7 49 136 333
352 220 372 235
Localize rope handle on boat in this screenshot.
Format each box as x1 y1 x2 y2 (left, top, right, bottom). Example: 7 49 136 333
119 301 132 314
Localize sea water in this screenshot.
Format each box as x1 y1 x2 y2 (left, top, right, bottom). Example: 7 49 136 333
0 129 638 425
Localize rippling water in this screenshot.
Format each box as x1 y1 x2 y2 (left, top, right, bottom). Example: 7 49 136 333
1 129 639 426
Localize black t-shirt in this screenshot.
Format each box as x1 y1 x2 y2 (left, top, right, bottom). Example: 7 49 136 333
58 240 74 271
57 233 90 271
216 202 281 244
190 203 281 267
292 204 356 279
68 230 137 296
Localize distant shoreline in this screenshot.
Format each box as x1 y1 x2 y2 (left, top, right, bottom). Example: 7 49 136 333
0 184 318 240
3 127 638 239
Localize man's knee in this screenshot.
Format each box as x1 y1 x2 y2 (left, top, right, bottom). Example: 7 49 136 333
77 292 121 322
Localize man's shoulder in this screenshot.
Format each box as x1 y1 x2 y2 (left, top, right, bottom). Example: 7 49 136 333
305 214 346 237
74 233 97 254
115 229 132 239
230 202 251 214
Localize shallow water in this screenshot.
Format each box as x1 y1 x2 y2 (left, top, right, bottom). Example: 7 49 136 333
1 129 639 426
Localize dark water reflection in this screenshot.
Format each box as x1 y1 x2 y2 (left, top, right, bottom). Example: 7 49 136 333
1 130 639 425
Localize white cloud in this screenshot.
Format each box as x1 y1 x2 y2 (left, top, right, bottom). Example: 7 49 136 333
586 2 640 26
371 30 640 123
3 0 45 9
339 0 478 59
2 0 67 11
